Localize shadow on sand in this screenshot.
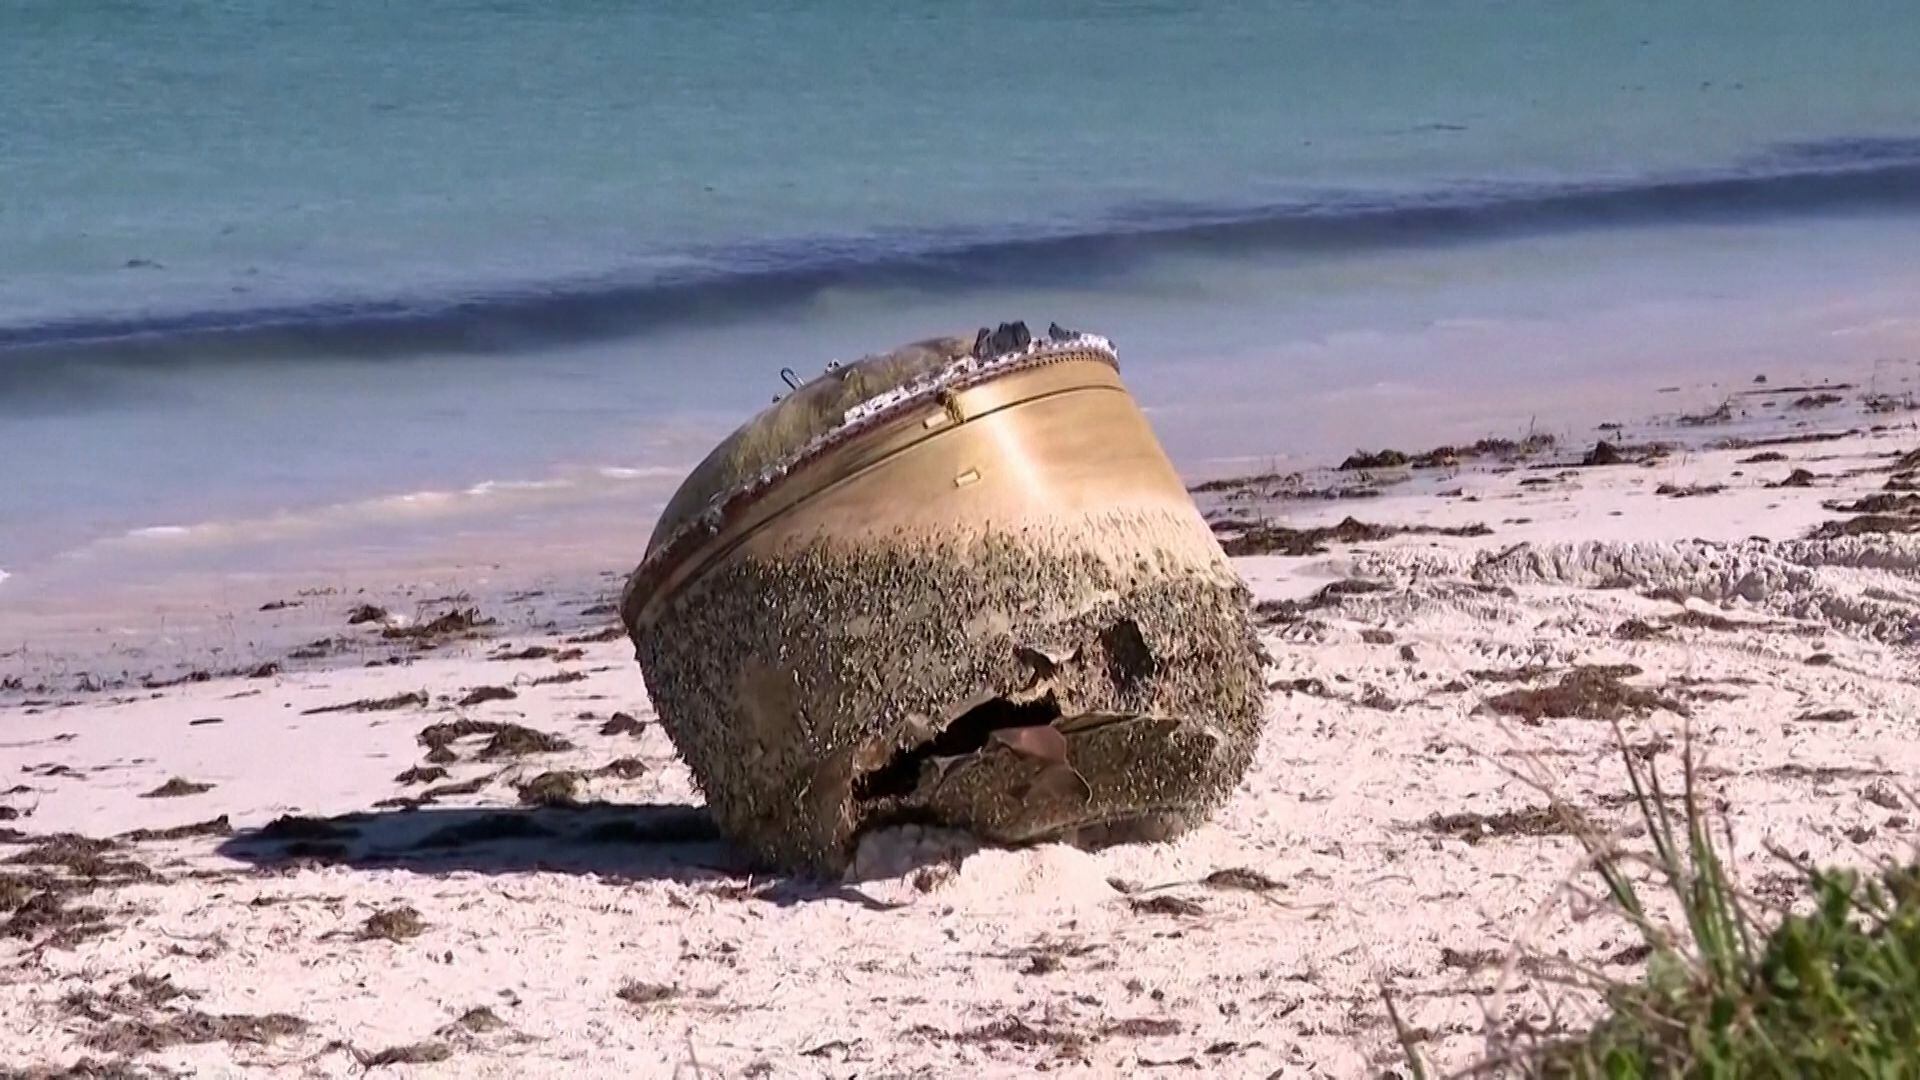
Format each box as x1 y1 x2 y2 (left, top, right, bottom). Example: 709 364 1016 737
214 801 905 909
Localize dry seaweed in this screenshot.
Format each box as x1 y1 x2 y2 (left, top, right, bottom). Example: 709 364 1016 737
456 686 517 707
1654 482 1726 499
1336 436 1557 473
419 776 491 800
478 725 572 758
614 982 677 1007
1129 895 1205 917
346 604 389 625
599 712 647 736
1677 402 1734 427
119 817 231 843
1439 946 1504 970
1339 449 1409 471
416 718 570 758
1105 1018 1182 1038
441 1006 506 1035
1711 430 1853 450
1808 514 1920 539
1791 393 1843 409
381 608 494 644
515 771 583 807
139 778 213 799
1424 803 1590 844
1481 666 1688 722
1825 493 1920 514
1581 440 1671 466
417 718 503 749
348 1042 451 1067
1201 866 1283 893
301 690 427 716
1668 608 1742 632
490 645 555 661
6 835 153 881
80 1010 307 1054
358 906 426 942
1221 516 1490 557
914 1017 1083 1050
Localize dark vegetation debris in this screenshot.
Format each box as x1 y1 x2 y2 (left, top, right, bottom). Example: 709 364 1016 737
1654 483 1726 498
1480 666 1688 722
1424 803 1590 844
491 645 556 661
1221 516 1490 557
380 608 494 645
1338 435 1555 472
456 686 517 707
599 712 647 736
139 778 213 799
614 982 677 1007
1129 895 1205 917
120 817 232 843
301 690 428 716
1790 393 1843 409
1581 440 1670 467
1677 402 1734 427
358 906 426 942
346 604 389 624
515 771 583 807
417 719 573 758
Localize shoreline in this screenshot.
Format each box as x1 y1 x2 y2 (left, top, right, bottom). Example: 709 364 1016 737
9 213 1920 601
4 346 1911 683
2 364 1918 1075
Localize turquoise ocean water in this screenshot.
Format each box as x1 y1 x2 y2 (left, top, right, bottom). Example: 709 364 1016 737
3 1 1920 592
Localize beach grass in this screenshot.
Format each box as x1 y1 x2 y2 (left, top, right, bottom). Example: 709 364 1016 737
1399 731 1920 1078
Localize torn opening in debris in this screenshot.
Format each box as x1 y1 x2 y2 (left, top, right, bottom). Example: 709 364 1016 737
1099 618 1158 694
853 692 1064 803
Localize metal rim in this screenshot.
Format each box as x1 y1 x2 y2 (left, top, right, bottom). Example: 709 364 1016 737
623 336 1121 629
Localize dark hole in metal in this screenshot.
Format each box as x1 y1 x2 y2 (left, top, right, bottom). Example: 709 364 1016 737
1099 618 1158 694
853 691 1063 802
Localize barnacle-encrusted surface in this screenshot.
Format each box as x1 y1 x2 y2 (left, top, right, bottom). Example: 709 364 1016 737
633 508 1264 873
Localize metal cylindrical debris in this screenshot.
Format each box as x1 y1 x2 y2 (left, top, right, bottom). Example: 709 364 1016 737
622 326 1265 872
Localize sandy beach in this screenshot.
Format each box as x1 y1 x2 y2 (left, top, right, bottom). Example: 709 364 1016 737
4 366 1918 1078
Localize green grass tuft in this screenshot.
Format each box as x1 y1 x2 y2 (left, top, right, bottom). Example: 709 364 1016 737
1536 734 1919 1078
1394 726 1919 1078
1451 722 1920 1076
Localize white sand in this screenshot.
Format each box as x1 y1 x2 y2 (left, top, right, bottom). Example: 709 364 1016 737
3 390 1917 1077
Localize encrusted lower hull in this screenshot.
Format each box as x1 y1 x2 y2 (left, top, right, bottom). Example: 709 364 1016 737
634 517 1264 872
